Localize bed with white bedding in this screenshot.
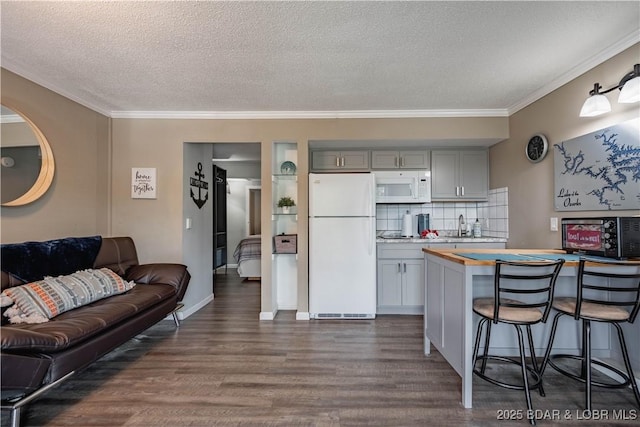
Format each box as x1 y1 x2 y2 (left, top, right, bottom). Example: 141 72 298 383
233 235 261 279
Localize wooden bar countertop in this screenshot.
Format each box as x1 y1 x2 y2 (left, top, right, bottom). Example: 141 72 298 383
423 248 587 266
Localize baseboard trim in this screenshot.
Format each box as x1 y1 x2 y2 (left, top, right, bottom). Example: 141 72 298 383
259 311 275 320
164 293 214 321
296 312 310 321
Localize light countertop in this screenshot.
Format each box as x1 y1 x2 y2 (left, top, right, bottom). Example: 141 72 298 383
376 237 507 244
421 248 615 266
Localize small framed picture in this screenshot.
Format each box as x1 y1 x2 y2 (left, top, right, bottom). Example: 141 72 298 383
131 167 157 199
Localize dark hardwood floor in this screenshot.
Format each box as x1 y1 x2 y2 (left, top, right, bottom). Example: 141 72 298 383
8 271 639 426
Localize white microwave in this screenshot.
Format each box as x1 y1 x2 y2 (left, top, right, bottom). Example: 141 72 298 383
374 170 431 204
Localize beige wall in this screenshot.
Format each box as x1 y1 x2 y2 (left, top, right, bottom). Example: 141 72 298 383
490 44 640 249
110 117 508 314
1 69 110 242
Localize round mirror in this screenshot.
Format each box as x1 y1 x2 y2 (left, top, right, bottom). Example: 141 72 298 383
1 105 55 206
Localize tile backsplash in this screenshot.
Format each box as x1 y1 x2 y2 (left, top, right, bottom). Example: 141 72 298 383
376 187 509 238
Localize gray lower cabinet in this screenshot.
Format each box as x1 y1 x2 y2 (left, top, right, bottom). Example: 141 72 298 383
311 150 370 171
377 259 424 315
377 241 506 315
377 243 425 315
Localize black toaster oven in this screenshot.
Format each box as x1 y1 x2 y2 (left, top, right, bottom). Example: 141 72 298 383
561 217 640 259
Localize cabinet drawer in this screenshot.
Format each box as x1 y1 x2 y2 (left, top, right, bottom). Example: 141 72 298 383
377 243 424 259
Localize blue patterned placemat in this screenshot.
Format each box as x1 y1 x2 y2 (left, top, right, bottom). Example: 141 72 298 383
525 253 583 262
453 252 590 262
453 253 541 262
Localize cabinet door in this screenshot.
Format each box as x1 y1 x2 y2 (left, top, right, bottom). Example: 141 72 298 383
342 151 370 170
371 151 399 169
459 150 488 200
431 151 459 199
401 259 424 306
377 260 402 306
311 151 341 170
400 150 430 169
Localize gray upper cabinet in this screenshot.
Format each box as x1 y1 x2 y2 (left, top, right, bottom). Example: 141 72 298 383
431 149 488 200
371 150 430 169
311 150 370 171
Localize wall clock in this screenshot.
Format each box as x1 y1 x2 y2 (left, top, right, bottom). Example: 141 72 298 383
525 134 549 163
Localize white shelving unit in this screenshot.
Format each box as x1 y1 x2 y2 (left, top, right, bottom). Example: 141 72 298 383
272 142 298 310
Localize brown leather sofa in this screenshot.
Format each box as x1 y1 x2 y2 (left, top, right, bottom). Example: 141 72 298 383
0 236 190 426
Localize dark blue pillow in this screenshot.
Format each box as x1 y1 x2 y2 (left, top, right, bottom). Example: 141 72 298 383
1 236 102 283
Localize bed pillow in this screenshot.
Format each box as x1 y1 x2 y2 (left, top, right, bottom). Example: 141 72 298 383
0 268 135 324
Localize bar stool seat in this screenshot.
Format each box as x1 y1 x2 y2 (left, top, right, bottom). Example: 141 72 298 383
552 297 631 321
474 297 545 323
542 258 640 412
472 259 565 426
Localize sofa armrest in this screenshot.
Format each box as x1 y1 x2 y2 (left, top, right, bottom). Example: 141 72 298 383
125 264 190 301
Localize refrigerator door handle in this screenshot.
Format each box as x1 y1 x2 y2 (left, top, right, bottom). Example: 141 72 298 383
368 216 374 255
368 176 373 216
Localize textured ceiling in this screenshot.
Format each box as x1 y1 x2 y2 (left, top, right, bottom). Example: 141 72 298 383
1 1 639 117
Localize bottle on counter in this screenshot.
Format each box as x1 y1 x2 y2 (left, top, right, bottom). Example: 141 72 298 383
473 218 482 238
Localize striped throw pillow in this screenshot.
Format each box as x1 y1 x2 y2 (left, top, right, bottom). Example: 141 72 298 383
0 268 136 324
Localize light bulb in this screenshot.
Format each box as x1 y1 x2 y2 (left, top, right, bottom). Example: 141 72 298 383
579 94 611 117
618 76 640 103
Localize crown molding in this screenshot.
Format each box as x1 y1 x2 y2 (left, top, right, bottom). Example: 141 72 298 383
109 109 508 119
1 60 113 117
4 30 638 120
507 30 640 115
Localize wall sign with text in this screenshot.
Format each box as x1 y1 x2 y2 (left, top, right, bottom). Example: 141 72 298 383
131 168 157 199
553 118 639 211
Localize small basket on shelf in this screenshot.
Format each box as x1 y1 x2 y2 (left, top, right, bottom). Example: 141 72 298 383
274 233 297 254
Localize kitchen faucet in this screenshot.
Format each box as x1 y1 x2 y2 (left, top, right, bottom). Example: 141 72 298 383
458 214 466 237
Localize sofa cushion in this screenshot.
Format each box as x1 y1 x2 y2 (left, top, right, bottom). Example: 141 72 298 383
0 283 176 352
1 269 135 324
1 236 102 283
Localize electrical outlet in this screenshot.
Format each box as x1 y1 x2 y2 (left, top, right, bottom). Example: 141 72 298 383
550 217 558 232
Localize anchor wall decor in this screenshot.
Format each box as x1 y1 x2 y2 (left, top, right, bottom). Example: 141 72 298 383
190 162 209 209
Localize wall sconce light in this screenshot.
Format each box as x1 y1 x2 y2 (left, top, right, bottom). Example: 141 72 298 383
580 64 640 117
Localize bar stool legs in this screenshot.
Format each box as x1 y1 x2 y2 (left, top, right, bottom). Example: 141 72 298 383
473 318 544 426
613 322 640 408
542 312 640 411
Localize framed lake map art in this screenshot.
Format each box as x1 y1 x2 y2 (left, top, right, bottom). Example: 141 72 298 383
553 118 639 211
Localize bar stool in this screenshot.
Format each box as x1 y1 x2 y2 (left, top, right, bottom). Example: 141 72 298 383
472 259 565 425
541 258 640 411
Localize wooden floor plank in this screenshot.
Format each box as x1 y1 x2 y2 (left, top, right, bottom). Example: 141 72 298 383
5 271 639 426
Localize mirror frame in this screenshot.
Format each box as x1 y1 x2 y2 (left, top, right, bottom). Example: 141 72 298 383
1 105 55 206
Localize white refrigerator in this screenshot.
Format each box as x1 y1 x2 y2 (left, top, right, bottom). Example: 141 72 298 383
308 173 376 319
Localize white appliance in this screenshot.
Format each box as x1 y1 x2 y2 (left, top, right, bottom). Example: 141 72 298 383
374 170 431 204
309 173 376 319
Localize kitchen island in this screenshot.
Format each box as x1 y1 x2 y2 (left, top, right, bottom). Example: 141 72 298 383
422 248 640 409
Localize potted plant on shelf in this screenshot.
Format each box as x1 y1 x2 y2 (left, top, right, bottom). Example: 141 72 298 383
277 196 296 214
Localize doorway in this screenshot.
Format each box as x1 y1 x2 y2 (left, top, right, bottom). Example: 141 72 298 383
246 186 262 236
